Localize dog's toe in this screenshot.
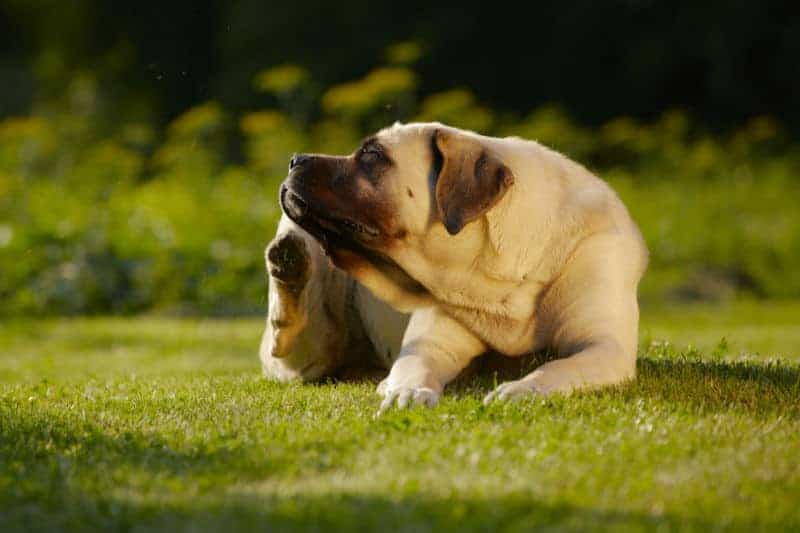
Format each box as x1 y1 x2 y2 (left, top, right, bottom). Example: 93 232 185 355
376 386 440 415
376 377 389 396
412 388 439 407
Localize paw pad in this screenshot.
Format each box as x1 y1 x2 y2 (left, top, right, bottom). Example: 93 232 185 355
267 234 310 286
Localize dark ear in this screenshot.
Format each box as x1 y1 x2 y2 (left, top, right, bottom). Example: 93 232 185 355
433 129 515 235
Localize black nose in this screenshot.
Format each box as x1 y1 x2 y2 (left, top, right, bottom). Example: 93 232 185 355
289 153 310 170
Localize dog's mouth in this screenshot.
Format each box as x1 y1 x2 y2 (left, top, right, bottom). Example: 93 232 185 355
280 184 380 249
279 183 428 296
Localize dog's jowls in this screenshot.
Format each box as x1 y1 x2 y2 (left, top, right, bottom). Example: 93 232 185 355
260 122 648 412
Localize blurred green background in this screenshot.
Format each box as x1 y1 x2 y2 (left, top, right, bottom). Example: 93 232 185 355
1 0 798 317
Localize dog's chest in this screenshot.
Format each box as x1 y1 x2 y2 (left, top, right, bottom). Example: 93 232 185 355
448 305 541 355
354 284 409 368
437 281 545 356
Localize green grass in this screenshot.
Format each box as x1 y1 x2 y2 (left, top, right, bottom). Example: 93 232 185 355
1 302 799 532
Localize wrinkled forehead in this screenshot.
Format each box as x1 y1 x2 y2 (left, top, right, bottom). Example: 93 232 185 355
374 122 436 175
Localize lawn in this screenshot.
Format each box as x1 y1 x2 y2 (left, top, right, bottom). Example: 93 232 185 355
1 302 799 532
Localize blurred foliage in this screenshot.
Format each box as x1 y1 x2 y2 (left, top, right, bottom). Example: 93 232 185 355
0 55 799 316
416 89 494 133
253 65 310 95
322 67 417 131
384 41 424 66
4 1 800 134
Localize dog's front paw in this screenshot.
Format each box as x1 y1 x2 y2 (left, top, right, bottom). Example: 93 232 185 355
376 356 446 415
267 232 310 289
376 372 440 414
377 385 440 415
483 378 542 404
483 369 570 404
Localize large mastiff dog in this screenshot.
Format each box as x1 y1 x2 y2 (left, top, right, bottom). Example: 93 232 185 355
260 122 648 412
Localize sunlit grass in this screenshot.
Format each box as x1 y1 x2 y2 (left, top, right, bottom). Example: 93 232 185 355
1 302 798 531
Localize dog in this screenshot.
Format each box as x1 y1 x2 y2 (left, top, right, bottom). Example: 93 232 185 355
260 122 648 413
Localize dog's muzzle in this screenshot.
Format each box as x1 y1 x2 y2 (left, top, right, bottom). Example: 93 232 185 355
280 183 308 222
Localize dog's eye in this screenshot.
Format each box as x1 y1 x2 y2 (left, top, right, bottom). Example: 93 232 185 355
359 147 382 164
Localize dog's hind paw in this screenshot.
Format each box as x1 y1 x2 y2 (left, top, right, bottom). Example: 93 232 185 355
267 232 310 289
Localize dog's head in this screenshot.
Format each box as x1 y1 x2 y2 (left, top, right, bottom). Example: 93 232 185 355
280 122 515 310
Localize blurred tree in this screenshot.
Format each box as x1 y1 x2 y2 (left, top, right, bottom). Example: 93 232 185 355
1 0 799 133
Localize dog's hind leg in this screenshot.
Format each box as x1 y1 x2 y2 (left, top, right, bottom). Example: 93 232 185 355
260 216 352 381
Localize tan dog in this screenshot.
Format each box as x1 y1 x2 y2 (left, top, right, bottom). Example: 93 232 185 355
261 122 648 412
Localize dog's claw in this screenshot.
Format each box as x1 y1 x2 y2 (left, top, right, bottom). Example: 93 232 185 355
377 390 397 416
482 390 497 405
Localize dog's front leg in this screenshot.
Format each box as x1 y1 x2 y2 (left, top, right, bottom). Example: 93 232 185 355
483 232 643 402
482 338 636 403
377 307 485 413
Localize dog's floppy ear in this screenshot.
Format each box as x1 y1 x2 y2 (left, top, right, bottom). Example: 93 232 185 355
433 129 515 235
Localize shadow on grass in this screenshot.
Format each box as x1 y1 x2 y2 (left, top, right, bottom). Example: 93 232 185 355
0 407 692 532
0 404 355 488
1 355 798 531
1 474 752 533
